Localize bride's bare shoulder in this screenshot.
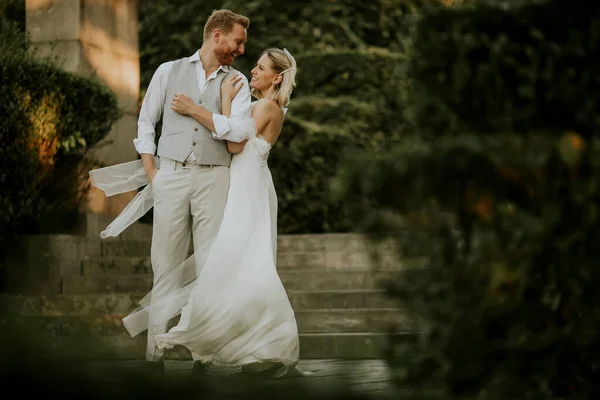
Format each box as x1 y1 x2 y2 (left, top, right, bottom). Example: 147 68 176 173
253 98 283 117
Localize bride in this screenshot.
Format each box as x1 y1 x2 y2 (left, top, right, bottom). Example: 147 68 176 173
112 48 303 378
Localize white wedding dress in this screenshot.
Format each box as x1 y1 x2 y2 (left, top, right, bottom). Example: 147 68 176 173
89 107 302 377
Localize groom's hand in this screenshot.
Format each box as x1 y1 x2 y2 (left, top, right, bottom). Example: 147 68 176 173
171 93 196 116
148 167 158 183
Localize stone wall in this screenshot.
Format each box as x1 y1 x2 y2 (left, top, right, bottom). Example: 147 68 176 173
25 0 140 217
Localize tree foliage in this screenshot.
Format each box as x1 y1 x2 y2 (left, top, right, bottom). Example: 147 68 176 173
334 0 600 398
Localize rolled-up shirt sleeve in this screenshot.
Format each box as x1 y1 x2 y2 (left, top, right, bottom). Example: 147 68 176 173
212 73 252 143
133 61 173 155
133 135 157 155
213 116 257 141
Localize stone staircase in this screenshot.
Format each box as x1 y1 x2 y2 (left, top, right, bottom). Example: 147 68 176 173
3 214 415 360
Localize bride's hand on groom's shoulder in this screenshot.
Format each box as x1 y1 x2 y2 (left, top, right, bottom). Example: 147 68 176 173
171 93 195 116
222 74 244 101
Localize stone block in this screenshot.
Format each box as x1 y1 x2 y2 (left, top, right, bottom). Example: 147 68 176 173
88 112 139 165
288 290 399 310
82 256 151 276
299 333 393 359
26 0 81 42
49 234 86 277
3 293 140 317
277 234 327 252
4 234 85 296
295 309 410 333
28 39 84 73
322 234 369 252
119 221 153 241
324 250 373 269
276 251 327 269
62 275 152 295
279 270 379 291
79 47 139 114
62 269 400 295
12 308 409 337
101 240 151 257
80 0 138 58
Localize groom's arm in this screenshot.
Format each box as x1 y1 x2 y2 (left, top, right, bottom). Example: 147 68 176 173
135 62 172 155
135 61 172 180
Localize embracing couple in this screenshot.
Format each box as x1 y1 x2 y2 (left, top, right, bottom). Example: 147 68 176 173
89 9 302 378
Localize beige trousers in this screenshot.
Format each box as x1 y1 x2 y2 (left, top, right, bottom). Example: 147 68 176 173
146 157 229 362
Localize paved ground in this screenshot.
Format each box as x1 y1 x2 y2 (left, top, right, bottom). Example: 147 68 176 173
85 359 398 398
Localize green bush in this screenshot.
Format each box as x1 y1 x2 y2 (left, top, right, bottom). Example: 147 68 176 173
0 21 121 256
334 0 600 398
0 0 25 32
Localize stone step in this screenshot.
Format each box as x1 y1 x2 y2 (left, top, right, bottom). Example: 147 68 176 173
1 290 401 316
84 213 153 240
43 332 409 359
97 233 399 257
291 290 400 310
80 253 416 275
62 270 401 295
9 308 409 335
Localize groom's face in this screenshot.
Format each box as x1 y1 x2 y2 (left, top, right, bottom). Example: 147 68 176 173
215 23 247 66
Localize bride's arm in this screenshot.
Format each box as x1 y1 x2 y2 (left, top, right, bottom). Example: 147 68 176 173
221 89 247 154
221 91 232 117
170 95 280 147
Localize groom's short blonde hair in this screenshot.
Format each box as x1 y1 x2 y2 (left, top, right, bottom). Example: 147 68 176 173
203 9 250 40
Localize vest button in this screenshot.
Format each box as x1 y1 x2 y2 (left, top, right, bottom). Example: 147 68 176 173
193 142 197 146
194 128 198 131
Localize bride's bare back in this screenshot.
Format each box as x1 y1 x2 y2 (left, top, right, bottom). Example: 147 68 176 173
226 99 284 153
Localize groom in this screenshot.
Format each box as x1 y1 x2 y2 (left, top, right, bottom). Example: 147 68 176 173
134 9 253 373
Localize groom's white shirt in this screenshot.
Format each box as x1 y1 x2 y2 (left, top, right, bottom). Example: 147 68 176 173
134 51 252 158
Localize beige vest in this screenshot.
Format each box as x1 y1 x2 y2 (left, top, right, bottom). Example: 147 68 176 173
157 57 235 166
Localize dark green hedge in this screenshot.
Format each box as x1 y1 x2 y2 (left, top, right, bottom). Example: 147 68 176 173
271 60 408 233
294 50 407 102
409 0 600 136
333 0 600 398
0 0 25 32
0 21 121 254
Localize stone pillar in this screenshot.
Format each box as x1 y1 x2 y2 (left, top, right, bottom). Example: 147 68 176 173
25 0 140 217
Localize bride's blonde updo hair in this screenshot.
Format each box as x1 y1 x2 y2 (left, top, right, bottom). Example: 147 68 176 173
251 48 297 107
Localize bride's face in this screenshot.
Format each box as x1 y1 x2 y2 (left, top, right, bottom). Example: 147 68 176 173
250 54 280 91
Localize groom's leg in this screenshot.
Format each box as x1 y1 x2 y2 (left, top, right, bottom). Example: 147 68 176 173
189 165 230 251
147 158 192 362
189 164 229 362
